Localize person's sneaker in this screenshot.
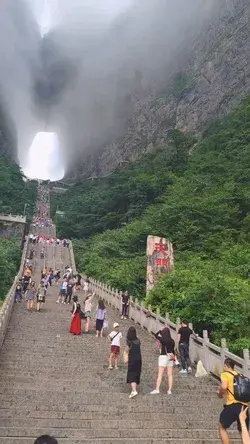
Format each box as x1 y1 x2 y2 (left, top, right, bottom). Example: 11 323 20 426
121 316 124 320
180 369 187 374
114 365 119 370
188 366 192 373
129 391 138 399
167 390 172 395
56 300 59 303
67 302 70 305
108 365 113 370
150 389 160 395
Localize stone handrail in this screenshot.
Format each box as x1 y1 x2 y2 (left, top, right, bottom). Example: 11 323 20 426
89 278 250 378
0 236 29 349
0 213 26 223
69 241 77 274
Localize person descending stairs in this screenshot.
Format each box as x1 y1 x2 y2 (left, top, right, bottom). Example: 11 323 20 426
0 186 243 444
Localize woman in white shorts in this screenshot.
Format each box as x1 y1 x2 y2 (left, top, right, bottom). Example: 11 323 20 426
151 327 175 395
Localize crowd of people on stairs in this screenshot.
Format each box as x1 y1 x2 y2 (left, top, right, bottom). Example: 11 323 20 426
11 182 250 444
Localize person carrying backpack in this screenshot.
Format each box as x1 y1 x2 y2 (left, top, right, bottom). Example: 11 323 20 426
217 358 250 444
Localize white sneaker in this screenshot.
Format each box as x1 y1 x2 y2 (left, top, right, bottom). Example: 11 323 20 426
108 365 113 370
56 300 59 303
188 366 192 373
114 365 119 370
129 391 138 399
121 316 124 319
150 389 160 395
167 390 172 395
180 369 187 374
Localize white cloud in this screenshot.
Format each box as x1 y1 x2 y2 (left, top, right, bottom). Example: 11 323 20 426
23 132 64 180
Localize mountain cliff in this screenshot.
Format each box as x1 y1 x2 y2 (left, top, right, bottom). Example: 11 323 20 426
65 0 250 180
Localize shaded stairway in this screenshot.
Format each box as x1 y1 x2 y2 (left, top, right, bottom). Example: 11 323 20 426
0 228 241 443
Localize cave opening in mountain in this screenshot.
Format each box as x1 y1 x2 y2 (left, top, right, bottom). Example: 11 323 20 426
23 131 64 181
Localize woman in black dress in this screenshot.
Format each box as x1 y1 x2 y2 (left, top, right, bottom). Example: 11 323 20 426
125 326 142 399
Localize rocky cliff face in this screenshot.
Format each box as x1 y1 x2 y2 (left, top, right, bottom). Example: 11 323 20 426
67 0 250 180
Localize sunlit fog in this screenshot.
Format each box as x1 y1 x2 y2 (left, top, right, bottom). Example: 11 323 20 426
24 132 64 180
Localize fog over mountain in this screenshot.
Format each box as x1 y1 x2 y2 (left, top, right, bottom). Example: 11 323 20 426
0 0 247 178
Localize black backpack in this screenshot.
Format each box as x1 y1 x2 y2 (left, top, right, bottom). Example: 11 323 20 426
226 371 250 403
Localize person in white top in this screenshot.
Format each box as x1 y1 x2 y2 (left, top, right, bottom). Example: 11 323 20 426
108 323 123 369
84 292 95 332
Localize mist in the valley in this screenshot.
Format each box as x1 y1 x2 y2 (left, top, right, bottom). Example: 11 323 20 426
0 0 227 177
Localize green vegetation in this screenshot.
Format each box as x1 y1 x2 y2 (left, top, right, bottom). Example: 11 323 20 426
0 238 21 300
0 156 37 221
0 156 37 301
171 71 196 98
53 97 250 354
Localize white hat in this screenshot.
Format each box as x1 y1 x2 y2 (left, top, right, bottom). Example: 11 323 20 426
113 322 119 328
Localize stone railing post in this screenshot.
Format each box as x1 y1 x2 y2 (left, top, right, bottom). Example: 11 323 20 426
176 317 181 333
147 305 153 334
156 307 161 332
140 300 146 329
220 338 228 371
202 330 210 372
165 312 170 327
243 349 250 376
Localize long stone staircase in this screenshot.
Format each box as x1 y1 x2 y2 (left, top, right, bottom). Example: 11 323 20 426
0 225 242 443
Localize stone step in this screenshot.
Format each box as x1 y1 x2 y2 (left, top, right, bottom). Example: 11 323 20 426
0 408 219 422
0 426 240 439
0 418 229 431
0 439 242 444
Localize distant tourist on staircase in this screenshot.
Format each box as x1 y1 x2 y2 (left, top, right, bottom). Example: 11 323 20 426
83 276 90 296
25 281 36 311
14 281 22 303
95 299 107 338
84 292 95 333
121 290 130 319
70 295 82 335
124 326 142 399
151 327 175 395
36 281 46 312
178 320 193 374
65 277 74 304
34 435 58 444
108 322 122 369
56 278 67 304
217 358 249 444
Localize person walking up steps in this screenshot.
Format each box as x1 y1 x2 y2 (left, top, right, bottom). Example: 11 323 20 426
65 277 74 304
151 327 175 395
57 278 67 303
217 358 249 444
84 292 95 333
36 281 46 312
26 281 36 311
124 326 142 399
178 320 193 374
121 290 130 319
109 323 122 369
96 299 107 338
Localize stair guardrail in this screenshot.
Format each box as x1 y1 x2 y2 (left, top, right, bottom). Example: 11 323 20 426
88 278 250 378
68 241 250 378
0 236 29 349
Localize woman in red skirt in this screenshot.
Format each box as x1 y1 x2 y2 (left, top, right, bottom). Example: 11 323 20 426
70 295 81 335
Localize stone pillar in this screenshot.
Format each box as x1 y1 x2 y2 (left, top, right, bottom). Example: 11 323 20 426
202 330 210 372
243 349 250 377
220 338 228 372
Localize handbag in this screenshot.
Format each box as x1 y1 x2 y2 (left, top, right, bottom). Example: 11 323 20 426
103 319 109 329
123 350 129 364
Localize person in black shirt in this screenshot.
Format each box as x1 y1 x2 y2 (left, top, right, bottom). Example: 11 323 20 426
121 291 130 319
178 321 193 374
151 327 175 395
125 326 142 399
